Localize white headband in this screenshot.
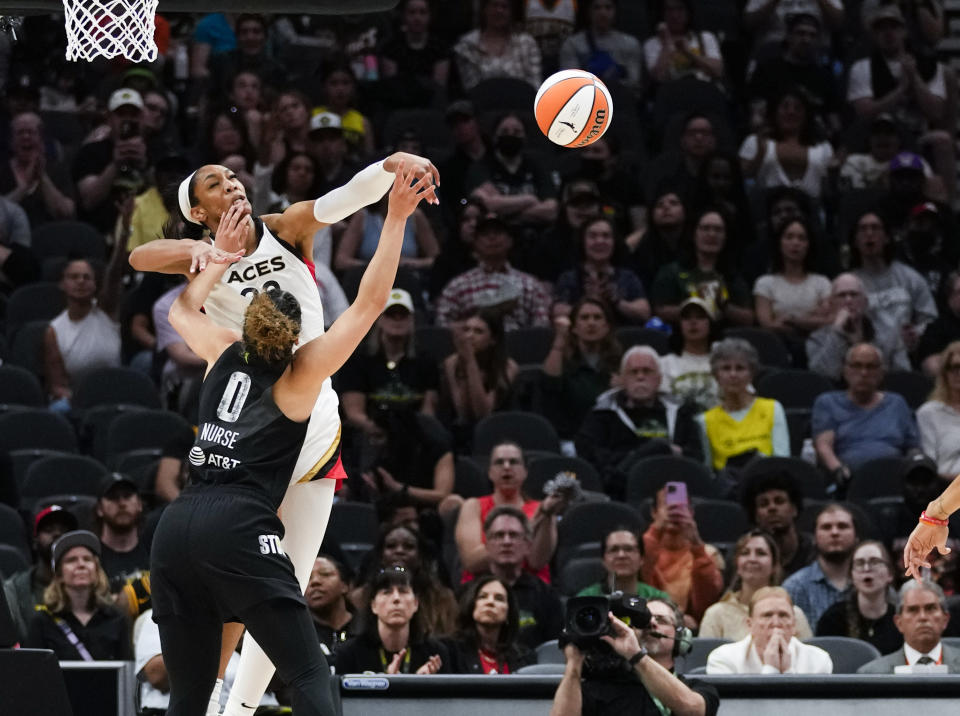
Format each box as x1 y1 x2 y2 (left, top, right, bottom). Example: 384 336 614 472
178 171 201 225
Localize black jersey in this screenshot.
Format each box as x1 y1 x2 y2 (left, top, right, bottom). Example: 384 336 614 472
187 342 308 509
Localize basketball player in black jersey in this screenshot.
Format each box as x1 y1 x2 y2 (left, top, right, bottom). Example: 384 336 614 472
149 163 432 716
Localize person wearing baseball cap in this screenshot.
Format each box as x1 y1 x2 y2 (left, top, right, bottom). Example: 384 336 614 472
660 297 721 411
897 199 957 303
96 473 149 583
23 529 132 661
1 505 79 642
307 110 360 196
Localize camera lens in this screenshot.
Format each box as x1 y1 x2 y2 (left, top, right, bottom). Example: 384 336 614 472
574 606 603 633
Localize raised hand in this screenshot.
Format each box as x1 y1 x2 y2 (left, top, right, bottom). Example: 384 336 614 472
386 649 406 674
384 153 440 205
904 521 951 579
214 200 252 254
386 161 436 219
416 654 443 675
599 613 642 659
189 241 245 273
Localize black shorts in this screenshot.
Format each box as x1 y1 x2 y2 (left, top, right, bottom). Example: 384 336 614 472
150 487 304 622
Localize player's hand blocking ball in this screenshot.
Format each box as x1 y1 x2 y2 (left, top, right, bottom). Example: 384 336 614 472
534 70 613 148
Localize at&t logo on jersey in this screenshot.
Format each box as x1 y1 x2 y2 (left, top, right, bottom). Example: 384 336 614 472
259 534 285 555
188 445 241 469
188 446 206 467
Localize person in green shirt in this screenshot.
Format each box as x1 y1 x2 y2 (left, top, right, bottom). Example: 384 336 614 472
577 526 670 600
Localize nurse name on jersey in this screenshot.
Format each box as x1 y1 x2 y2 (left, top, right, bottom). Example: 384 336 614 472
225 256 286 285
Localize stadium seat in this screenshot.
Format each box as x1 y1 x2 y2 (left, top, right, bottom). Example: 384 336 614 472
5 283 63 339
29 220 105 261
104 409 193 467
72 367 161 410
864 496 908 547
756 370 835 410
557 502 644 567
453 456 491 499
0 544 30 579
327 502 378 571
472 411 561 458
802 637 881 673
79 404 148 462
382 109 450 150
557 557 606 596
20 454 108 509
525 455 603 499
784 408 812 457
505 327 554 365
6 321 48 377
624 455 719 506
692 499 751 544
845 456 907 503
0 410 77 456
535 639 563 664
615 326 669 355
0 504 30 560
677 638 731 674
414 325 453 363
741 456 829 500
32 494 99 532
516 663 565 674
650 77 732 136
0 365 45 407
468 77 536 112
724 327 792 368
882 371 934 410
509 365 544 413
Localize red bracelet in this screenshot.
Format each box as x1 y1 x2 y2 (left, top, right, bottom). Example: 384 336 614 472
920 511 949 527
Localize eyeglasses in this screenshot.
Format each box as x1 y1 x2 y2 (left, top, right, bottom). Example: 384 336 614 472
492 457 522 467
487 530 526 542
852 557 888 571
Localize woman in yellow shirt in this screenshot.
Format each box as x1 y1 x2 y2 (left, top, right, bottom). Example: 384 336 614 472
696 337 790 470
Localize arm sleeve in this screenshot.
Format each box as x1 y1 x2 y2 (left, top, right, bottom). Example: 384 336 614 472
312 160 394 224
771 400 790 456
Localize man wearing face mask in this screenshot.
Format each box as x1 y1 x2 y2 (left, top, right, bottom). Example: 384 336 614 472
466 112 558 232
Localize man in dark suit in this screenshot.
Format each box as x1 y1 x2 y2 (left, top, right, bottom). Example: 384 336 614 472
858 579 960 673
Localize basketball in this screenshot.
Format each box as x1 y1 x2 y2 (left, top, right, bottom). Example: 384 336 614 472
534 70 613 149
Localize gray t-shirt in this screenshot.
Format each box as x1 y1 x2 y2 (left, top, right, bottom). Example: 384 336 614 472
854 261 938 339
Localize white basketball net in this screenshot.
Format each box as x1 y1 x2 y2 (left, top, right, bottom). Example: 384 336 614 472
62 0 159 62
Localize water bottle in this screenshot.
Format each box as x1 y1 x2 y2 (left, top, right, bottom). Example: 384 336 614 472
174 42 189 81
801 438 816 465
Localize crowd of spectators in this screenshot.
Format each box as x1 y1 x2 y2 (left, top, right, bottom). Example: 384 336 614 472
3 0 960 711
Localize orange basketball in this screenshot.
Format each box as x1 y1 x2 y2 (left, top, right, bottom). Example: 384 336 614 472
534 70 613 148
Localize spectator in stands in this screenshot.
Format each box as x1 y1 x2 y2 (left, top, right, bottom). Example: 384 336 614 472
816 540 902 654
193 105 255 173
3 505 78 642
690 151 756 256
126 153 191 253
522 0 576 73
651 207 754 326
379 0 450 107
848 3 955 199
207 14 287 93
446 574 534 673
850 210 937 354
0 195 36 292
812 342 919 481
73 88 150 235
629 185 687 289
645 113 716 205
306 111 360 197
44 251 125 409
95 473 148 584
140 88 181 158
337 566 450 674
753 217 832 360
542 299 621 441
917 341 960 480
858 579 960 673
262 151 319 214
740 470 816 577
706 587 833 674
25 530 132 660
453 0 542 91
480 506 563 648
783 504 857 628
314 62 375 159
571 135 646 248
257 90 312 169
839 114 936 192
227 70 266 148
697 338 790 472
806 273 911 380
2 110 75 224
558 0 643 94
553 216 651 325
523 178 602 282
334 192 439 273
452 441 564 584
430 195 481 298
740 87 834 201
435 216 551 330
748 13 842 138
896 201 958 305
575 346 702 500
552 597 720 716
352 524 458 636
438 101 487 225
644 0 724 86
700 529 813 640
439 309 518 446
577 526 670 600
862 0 946 48
744 0 844 59
306 555 357 656
660 297 720 412
152 281 205 414
641 485 724 625
466 112 558 230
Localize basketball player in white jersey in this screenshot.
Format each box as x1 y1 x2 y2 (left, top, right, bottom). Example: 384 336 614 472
129 151 439 716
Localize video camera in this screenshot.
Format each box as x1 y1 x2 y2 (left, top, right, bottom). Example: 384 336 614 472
563 591 651 647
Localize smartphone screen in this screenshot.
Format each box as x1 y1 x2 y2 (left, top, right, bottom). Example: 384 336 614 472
664 481 688 506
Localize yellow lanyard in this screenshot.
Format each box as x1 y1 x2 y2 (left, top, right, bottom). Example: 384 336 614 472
379 647 412 673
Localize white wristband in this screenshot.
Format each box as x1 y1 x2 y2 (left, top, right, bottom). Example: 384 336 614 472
312 160 393 224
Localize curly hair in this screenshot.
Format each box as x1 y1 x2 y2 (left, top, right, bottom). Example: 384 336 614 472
241 289 302 366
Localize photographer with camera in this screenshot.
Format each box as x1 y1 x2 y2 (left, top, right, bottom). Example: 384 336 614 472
73 88 151 234
551 596 719 716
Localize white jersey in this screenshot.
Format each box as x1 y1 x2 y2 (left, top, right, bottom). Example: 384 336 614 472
203 218 342 485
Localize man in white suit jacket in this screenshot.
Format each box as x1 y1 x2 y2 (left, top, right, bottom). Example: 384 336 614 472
706 587 833 674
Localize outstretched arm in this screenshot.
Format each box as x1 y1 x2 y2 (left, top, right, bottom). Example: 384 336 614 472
904 472 960 578
129 238 242 276
274 164 433 421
